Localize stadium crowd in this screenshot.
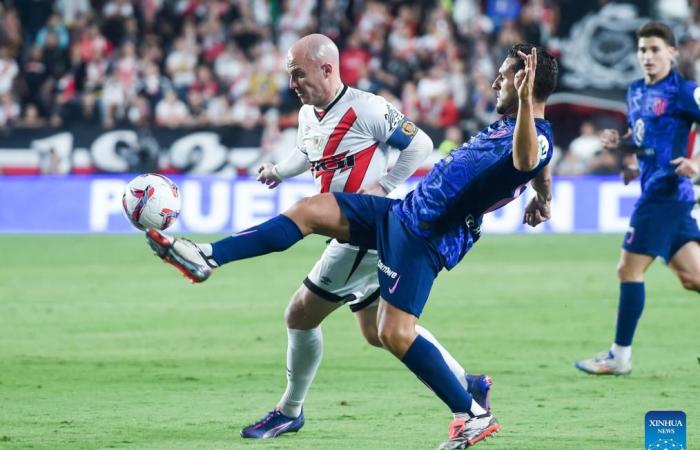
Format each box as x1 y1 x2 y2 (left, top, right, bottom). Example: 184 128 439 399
0 0 699 176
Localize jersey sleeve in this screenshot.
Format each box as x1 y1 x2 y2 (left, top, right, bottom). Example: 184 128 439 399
358 94 418 150
678 80 700 123
625 86 634 129
295 122 307 155
520 125 554 173
533 133 554 171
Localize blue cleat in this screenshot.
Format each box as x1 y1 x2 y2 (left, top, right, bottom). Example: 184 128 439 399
240 407 305 439
466 374 493 411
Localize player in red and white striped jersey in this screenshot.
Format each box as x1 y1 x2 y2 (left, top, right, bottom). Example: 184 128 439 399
240 34 492 439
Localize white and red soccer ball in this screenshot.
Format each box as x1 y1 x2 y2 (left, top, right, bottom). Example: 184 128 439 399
122 173 181 231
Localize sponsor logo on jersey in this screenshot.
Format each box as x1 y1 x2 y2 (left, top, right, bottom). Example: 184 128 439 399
311 151 354 172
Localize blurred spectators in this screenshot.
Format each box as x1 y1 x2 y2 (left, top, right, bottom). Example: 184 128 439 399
0 0 696 179
0 46 19 96
556 121 603 176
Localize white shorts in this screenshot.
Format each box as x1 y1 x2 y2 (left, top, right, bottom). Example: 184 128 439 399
303 239 380 312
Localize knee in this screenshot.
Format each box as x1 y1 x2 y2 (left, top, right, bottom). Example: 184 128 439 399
284 289 318 329
359 322 383 348
377 324 414 356
677 271 700 291
286 197 320 234
617 262 644 282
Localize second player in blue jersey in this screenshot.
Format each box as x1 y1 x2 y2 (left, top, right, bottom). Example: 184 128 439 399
576 22 700 376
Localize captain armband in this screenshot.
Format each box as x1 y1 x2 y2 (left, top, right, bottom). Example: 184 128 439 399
386 118 418 150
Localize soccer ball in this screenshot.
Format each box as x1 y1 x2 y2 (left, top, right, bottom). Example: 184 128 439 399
122 173 181 231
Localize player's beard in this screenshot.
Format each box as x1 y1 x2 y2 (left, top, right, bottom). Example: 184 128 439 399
496 95 516 115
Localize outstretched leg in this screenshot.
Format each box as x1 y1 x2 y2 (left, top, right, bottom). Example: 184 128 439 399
211 194 351 265
146 193 350 282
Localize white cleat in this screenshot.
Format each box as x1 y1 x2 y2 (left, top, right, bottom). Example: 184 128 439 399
575 351 632 375
146 228 216 283
438 413 500 449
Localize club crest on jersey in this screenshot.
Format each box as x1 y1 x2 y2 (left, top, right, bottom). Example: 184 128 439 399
694 87 700 108
384 103 403 131
488 128 509 139
312 135 325 152
651 97 667 116
633 118 645 146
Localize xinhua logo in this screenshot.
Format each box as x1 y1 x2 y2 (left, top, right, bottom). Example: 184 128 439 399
645 411 686 450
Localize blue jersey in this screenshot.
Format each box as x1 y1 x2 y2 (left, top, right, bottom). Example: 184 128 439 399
626 70 700 203
393 117 554 269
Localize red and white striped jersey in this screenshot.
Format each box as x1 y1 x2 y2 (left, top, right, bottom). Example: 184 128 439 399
296 85 414 193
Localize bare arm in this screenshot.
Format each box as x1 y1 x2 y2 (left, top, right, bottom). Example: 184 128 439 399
602 128 640 184
359 129 434 196
512 47 540 172
523 163 552 227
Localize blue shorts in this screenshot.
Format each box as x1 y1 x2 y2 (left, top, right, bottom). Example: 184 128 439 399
333 192 442 318
623 200 700 262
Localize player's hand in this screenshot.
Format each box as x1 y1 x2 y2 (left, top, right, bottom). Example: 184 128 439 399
621 165 640 185
256 163 283 189
357 182 388 197
522 195 550 227
671 157 700 178
515 47 537 102
600 129 620 151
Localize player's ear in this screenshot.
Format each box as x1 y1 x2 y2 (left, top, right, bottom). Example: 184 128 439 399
321 63 332 78
668 46 678 59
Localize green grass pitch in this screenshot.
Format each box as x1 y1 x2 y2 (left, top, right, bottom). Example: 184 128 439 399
1 234 698 449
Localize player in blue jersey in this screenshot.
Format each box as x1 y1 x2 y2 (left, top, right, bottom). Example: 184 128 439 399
146 44 559 449
576 22 700 376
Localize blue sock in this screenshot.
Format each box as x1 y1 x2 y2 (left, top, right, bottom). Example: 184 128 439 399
401 335 472 413
211 214 303 265
614 282 645 346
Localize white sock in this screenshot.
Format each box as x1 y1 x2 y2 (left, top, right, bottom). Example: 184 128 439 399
416 325 468 391
453 400 487 420
199 243 213 256
278 327 323 418
611 343 632 363
195 243 218 267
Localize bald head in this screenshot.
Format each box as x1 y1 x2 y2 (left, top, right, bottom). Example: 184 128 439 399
289 33 340 66
286 34 343 107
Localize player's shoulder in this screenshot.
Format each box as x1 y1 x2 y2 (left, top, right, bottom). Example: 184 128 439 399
535 118 553 138
343 86 391 109
297 104 316 121
673 71 700 94
628 78 646 93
